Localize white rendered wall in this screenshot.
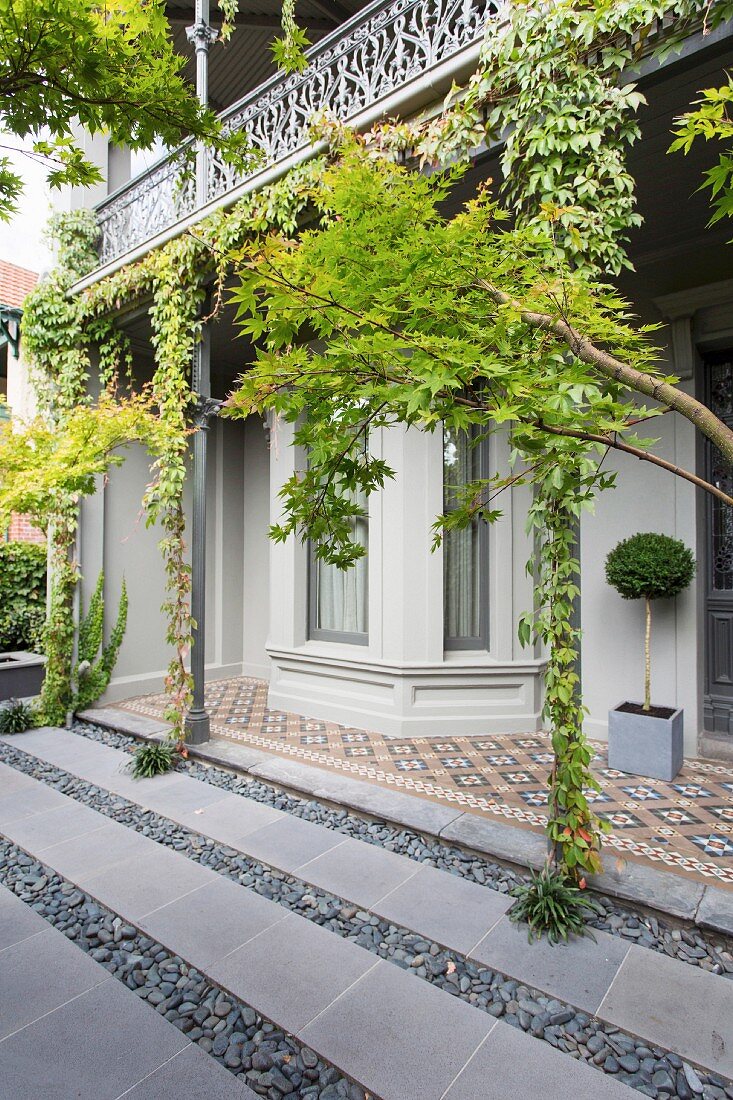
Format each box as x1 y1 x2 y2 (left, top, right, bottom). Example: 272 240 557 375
5 344 37 423
582 280 733 758
85 410 270 703
580 395 700 757
267 418 545 737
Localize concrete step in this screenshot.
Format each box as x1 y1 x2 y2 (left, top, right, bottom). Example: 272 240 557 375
0 752 639 1100
0 884 255 1100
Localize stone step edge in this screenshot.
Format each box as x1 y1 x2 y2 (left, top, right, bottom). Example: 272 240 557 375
78 707 733 938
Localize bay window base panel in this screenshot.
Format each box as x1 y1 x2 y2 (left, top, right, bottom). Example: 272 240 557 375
266 648 544 739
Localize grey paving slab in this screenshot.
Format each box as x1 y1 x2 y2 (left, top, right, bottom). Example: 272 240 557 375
80 844 215 922
443 1015 638 1100
295 834 420 908
0 778 69 825
440 812 547 870
238 813 345 873
470 915 630 1014
590 859 705 922
139 774 235 816
0 973 189 1100
27 819 156 882
0 884 49 952
300 958 494 1100
4 727 118 768
5 729 184 802
599 944 733 1077
248 755 464 833
121 1043 258 1099
78 706 170 737
373 863 512 954
71 757 184 801
190 736 277 772
161 790 283 844
4 800 110 853
208 911 378 1034
307 770 466 834
696 884 733 937
0 758 39 796
0 927 109 1040
138 875 287 970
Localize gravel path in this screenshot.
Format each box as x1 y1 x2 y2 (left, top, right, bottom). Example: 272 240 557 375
0 837 363 1100
2 731 733 1099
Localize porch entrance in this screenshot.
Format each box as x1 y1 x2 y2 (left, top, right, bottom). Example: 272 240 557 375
704 351 733 738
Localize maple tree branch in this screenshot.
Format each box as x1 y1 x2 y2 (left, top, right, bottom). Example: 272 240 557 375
479 280 733 466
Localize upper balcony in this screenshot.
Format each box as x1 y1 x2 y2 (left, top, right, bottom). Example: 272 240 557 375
93 0 495 274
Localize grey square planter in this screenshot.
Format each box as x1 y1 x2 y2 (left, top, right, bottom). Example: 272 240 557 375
608 702 683 782
0 651 45 702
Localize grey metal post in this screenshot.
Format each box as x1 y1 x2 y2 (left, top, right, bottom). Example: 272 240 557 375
185 337 214 745
184 0 217 744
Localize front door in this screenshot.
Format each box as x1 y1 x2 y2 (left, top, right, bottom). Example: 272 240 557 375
704 351 733 736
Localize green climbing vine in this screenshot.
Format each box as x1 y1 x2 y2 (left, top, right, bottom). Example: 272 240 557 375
14 160 320 737
382 0 733 874
10 0 733 880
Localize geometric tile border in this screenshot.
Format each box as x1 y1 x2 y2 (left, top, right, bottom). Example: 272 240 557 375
114 677 733 889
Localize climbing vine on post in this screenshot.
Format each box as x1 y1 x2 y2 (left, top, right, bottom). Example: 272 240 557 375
144 238 205 735
12 0 733 878
14 162 319 736
518 449 616 875
224 138 733 882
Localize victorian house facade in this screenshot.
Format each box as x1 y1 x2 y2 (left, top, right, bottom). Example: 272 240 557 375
65 1 733 761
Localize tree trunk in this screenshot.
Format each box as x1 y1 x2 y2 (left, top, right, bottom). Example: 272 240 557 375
644 596 652 712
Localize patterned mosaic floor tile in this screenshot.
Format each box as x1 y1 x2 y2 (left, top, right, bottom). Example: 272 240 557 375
112 676 733 889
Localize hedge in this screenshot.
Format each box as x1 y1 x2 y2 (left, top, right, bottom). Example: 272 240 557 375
0 541 47 653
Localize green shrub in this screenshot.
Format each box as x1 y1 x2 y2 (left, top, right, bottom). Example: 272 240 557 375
128 740 177 778
0 542 47 653
0 698 37 734
72 573 128 712
606 533 695 711
509 866 602 944
605 532 695 602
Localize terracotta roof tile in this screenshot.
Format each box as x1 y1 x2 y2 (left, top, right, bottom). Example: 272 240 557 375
0 260 38 309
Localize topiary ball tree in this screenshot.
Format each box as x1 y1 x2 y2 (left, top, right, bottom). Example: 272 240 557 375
605 533 695 713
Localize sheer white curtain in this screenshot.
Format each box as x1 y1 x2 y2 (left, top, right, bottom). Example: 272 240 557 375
444 427 482 642
314 510 368 636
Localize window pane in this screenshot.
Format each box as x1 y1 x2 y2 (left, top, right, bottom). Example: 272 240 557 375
444 427 484 643
313 513 368 636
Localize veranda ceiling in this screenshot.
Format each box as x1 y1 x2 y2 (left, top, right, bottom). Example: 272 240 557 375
165 0 371 114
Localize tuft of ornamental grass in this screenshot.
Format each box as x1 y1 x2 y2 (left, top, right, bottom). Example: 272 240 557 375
128 740 178 779
0 698 36 734
509 865 603 944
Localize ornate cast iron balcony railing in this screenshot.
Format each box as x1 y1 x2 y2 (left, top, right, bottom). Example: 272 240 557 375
95 0 496 267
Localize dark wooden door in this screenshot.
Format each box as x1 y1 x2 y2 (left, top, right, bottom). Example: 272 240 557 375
704 352 733 736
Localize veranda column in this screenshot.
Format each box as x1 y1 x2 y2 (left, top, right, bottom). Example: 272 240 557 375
184 0 217 744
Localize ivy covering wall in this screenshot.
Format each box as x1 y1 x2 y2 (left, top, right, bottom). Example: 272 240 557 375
0 542 47 653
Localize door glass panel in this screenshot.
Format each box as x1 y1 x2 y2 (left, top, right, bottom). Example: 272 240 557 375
710 359 733 591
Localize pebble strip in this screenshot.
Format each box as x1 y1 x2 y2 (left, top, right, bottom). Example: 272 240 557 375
2 738 732 1100
75 721 733 976
0 837 364 1100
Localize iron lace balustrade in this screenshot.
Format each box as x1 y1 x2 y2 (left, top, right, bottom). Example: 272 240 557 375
95 0 497 266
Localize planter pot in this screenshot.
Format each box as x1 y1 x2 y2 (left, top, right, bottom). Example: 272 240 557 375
608 701 683 782
0 651 45 702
